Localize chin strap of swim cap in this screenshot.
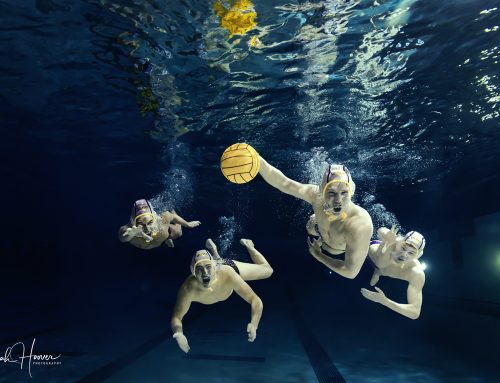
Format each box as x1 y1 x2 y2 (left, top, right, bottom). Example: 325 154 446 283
190 249 214 275
403 231 426 257
325 209 348 222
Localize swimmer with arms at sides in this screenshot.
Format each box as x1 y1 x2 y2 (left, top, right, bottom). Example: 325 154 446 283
258 156 373 279
361 227 427 319
171 238 272 353
119 199 201 250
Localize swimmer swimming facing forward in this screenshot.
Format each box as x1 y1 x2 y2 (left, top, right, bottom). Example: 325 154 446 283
119 199 201 250
171 238 273 353
258 156 373 279
361 227 426 319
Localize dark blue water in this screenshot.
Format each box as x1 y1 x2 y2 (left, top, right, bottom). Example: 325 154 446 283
1 0 499 382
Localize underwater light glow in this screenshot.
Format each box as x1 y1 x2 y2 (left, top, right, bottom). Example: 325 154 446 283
421 262 428 271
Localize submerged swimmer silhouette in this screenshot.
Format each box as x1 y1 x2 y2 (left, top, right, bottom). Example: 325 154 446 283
258 157 373 279
171 238 272 353
118 199 201 250
361 227 427 319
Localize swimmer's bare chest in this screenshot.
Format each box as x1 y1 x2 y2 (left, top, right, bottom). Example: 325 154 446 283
312 207 347 252
195 285 234 305
377 262 412 282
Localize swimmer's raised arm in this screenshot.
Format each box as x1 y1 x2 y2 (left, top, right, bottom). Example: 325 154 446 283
229 270 263 342
308 219 372 279
258 156 316 204
171 280 193 353
361 270 425 319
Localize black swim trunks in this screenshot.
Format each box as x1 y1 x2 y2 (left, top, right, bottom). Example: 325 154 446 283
221 259 240 275
307 223 346 261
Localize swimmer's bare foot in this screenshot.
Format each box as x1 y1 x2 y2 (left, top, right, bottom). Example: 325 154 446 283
165 239 174 248
240 238 255 248
205 238 221 260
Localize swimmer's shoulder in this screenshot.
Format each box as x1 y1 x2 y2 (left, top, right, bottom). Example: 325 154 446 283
346 205 373 233
218 264 236 278
407 261 426 285
350 205 373 226
182 276 200 296
218 264 241 285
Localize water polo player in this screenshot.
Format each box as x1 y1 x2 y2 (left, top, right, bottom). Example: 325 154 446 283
258 156 373 279
119 199 201 250
361 227 427 319
171 238 272 353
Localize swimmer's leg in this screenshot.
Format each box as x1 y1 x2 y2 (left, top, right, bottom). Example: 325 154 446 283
205 238 222 260
235 239 273 281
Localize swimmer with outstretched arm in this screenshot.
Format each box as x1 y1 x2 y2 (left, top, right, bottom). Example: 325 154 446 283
119 199 201 250
258 156 373 278
361 227 427 319
171 238 272 353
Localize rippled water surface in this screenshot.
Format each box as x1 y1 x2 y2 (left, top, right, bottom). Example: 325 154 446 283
84 0 500 228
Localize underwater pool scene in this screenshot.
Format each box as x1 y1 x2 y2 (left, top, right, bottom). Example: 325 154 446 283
1 0 500 382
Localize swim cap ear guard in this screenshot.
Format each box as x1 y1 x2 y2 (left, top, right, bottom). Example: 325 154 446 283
403 231 426 258
190 249 215 275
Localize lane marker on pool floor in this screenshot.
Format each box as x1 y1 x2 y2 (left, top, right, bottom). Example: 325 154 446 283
290 309 346 383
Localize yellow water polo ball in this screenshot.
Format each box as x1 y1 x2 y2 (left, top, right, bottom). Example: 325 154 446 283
220 143 260 184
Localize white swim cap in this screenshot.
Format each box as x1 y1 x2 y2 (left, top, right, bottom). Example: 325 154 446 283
403 231 426 256
320 164 356 199
130 199 157 225
190 249 214 275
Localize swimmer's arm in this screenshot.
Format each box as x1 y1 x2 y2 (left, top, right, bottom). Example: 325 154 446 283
258 157 316 204
369 268 381 286
315 221 372 279
171 282 193 335
231 272 263 330
368 243 385 280
380 272 425 319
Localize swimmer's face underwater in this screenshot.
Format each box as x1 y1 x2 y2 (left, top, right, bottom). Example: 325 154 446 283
391 242 419 265
323 182 351 220
194 261 217 288
136 214 159 237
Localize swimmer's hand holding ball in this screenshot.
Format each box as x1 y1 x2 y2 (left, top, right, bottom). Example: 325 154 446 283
220 143 260 184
